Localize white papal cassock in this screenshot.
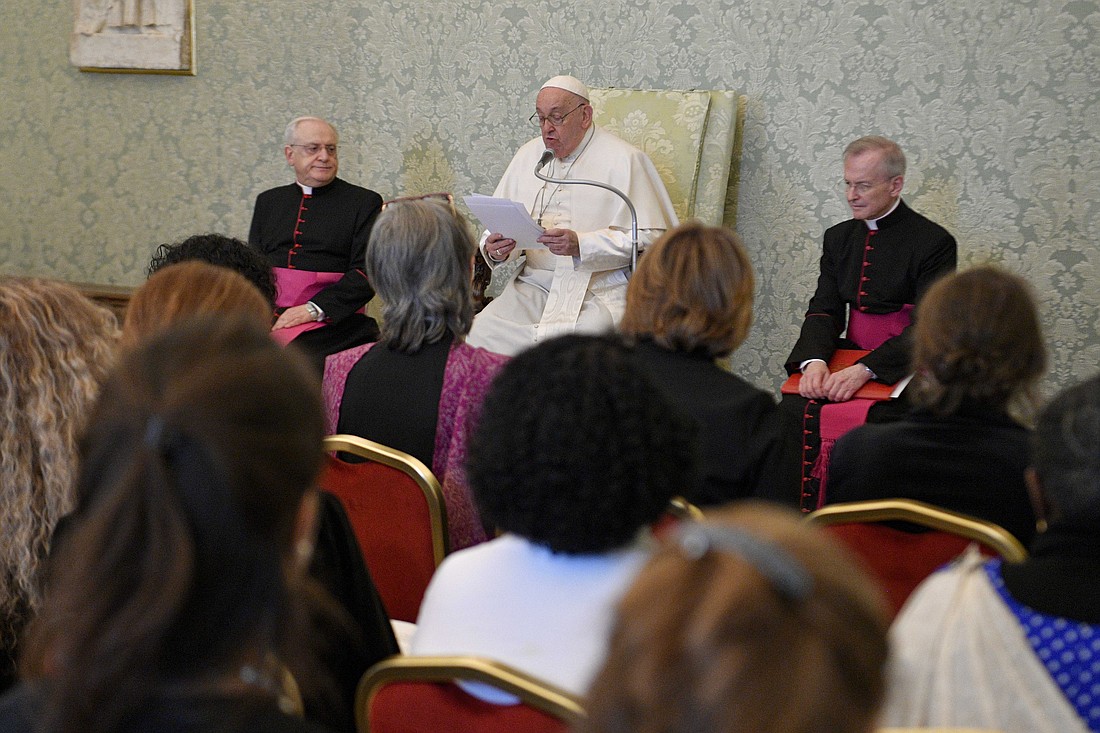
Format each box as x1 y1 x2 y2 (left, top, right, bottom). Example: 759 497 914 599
466 125 678 357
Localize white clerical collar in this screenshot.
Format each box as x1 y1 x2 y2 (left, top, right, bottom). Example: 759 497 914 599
296 182 313 195
866 197 901 231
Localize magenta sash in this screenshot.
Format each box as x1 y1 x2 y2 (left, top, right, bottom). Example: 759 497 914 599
808 305 914 507
847 304 914 350
270 267 342 346
812 399 875 508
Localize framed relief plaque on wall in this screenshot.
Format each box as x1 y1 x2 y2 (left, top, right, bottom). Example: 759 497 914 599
71 0 195 75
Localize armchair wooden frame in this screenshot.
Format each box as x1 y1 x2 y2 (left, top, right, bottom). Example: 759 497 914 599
356 655 586 733
322 433 449 566
667 495 704 522
806 499 1027 562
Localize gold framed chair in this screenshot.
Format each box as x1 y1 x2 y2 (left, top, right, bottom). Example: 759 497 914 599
356 655 585 733
877 729 1006 732
808 499 1027 560
651 495 705 540
806 499 1027 618
667 495 705 522
319 434 450 622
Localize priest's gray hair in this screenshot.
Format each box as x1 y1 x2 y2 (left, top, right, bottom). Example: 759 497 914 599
843 136 906 179
283 116 339 146
365 198 476 353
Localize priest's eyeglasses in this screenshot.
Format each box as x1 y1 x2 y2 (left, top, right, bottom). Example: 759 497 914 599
837 178 893 195
381 192 456 215
290 143 338 156
529 103 585 128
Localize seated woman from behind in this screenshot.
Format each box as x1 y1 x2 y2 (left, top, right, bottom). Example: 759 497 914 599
0 317 334 733
580 502 889 733
0 279 117 694
885 372 1100 733
146 232 279 310
121 260 273 348
325 198 508 549
827 265 1044 544
121 263 397 731
410 334 694 700
620 222 781 505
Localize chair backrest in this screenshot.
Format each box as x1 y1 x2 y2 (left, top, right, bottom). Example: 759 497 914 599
877 729 1006 732
319 434 450 623
588 88 746 227
356 656 585 733
806 499 1027 618
651 495 704 540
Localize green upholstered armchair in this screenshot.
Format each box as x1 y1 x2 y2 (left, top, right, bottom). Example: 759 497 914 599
587 87 746 227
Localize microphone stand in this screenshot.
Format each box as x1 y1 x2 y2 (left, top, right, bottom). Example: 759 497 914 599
534 152 640 272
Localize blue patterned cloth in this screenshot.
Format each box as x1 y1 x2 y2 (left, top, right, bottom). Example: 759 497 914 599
986 559 1100 732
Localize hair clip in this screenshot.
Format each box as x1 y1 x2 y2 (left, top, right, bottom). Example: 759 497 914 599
675 523 814 602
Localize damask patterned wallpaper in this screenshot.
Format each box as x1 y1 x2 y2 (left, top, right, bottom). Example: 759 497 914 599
1 0 1097 394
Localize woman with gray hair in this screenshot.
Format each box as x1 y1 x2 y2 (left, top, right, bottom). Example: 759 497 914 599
323 197 508 549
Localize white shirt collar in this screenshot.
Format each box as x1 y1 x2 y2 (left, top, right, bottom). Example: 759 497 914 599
865 197 901 231
296 181 313 195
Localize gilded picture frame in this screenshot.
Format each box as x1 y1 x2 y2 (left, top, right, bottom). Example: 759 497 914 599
71 0 195 75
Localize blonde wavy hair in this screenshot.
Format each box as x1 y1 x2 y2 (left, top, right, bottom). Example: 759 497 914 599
0 278 118 652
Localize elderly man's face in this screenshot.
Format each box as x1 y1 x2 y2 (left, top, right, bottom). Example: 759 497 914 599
535 87 592 159
843 149 903 221
284 119 339 188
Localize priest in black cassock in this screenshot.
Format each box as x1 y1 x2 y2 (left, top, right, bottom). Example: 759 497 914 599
249 116 383 368
775 136 957 509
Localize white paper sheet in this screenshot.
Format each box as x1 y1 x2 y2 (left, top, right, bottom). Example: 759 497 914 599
463 194 547 250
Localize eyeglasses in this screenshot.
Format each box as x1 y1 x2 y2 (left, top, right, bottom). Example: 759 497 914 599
289 143 338 156
837 178 894 195
528 103 586 128
381 192 456 215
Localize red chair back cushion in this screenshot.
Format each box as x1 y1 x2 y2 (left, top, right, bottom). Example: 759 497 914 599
318 455 437 622
369 680 569 733
823 523 975 619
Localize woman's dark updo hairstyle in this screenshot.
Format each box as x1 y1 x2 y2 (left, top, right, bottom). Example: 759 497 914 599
21 315 325 733
467 334 696 554
911 265 1045 418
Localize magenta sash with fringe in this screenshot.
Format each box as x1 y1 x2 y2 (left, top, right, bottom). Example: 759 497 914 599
807 305 915 509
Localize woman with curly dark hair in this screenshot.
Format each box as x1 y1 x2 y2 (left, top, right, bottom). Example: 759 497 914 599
827 265 1046 544
0 317 332 733
409 334 695 700
147 233 278 309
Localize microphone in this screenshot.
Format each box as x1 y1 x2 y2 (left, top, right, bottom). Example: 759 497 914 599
533 149 640 272
536 149 554 172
